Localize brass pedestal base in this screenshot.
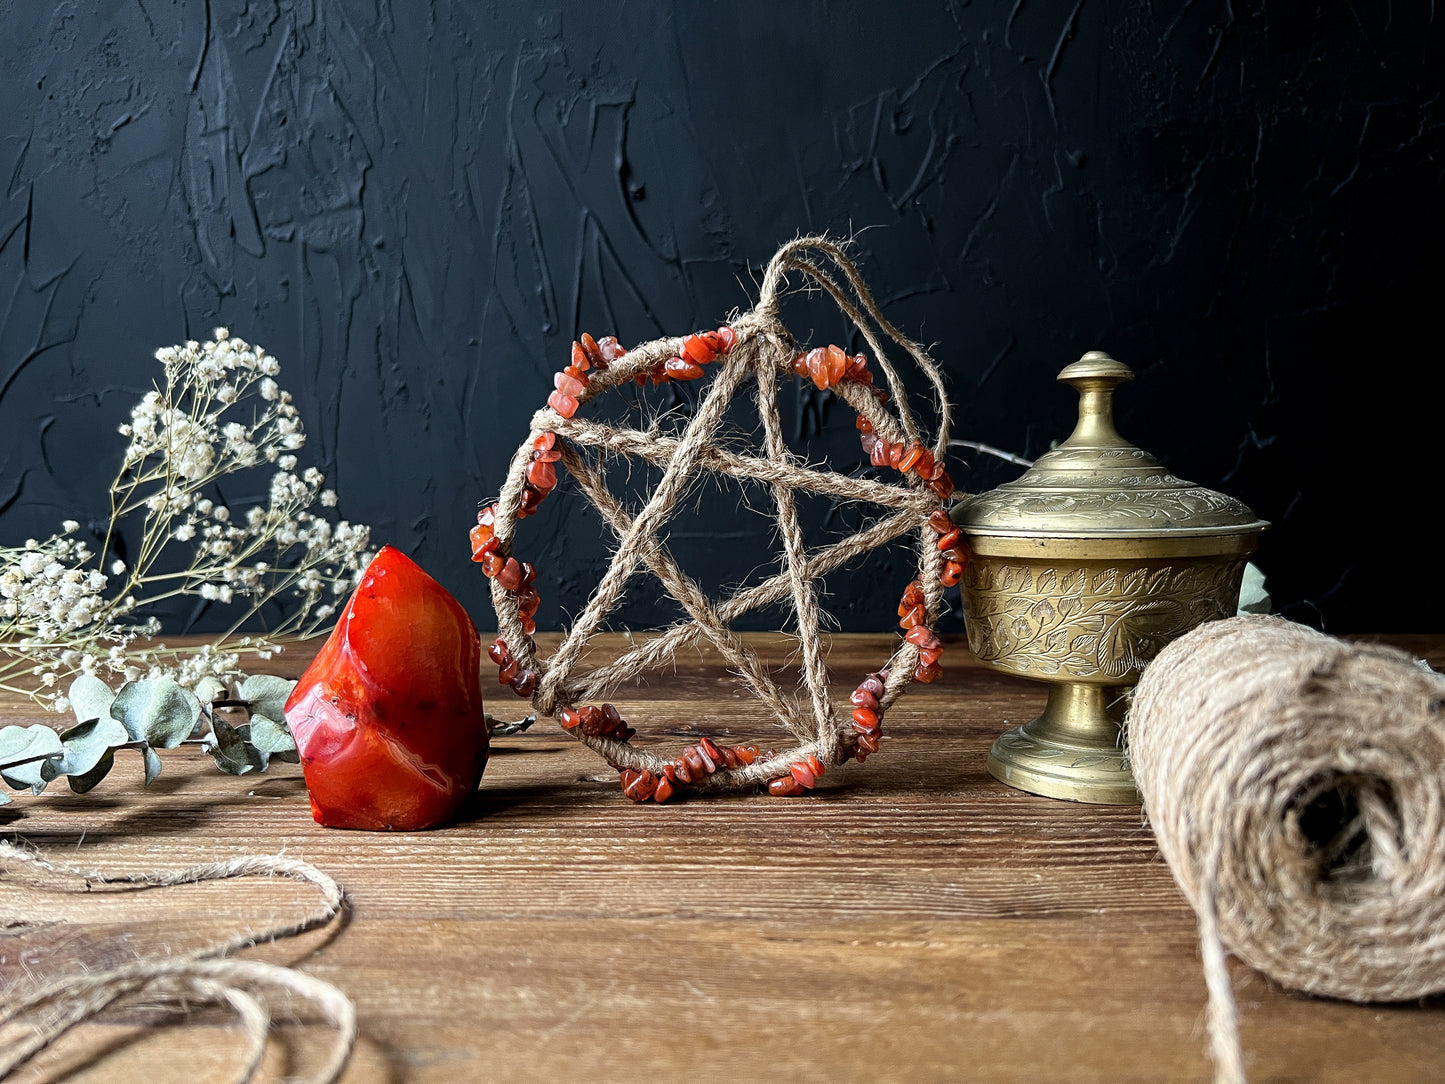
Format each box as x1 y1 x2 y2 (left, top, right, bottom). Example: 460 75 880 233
986 682 1140 804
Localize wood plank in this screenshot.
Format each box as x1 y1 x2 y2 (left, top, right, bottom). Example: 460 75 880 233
3 634 1443 1082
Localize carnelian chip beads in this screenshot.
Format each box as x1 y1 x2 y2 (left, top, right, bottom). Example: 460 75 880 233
557 702 635 743
857 415 954 499
546 333 625 419
633 326 737 385
794 343 955 500
928 508 970 589
885 509 969 686
847 670 889 762
898 578 944 684
488 635 539 698
619 735 765 803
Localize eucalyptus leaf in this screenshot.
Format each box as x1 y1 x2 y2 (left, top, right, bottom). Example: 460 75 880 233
142 746 163 786
236 725 271 772
239 674 296 724
0 724 63 767
68 750 116 793
247 714 297 756
1237 562 1271 616
69 673 117 725
206 717 267 776
111 677 201 749
0 725 63 792
44 716 131 780
1 763 48 794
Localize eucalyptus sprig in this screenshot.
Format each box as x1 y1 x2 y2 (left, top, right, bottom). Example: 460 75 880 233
0 673 300 804
0 672 534 804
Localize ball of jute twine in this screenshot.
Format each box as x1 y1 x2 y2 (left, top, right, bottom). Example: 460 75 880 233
490 236 952 788
0 841 355 1083
1128 614 1445 1084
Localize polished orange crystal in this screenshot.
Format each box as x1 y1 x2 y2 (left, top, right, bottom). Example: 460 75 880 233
285 547 489 831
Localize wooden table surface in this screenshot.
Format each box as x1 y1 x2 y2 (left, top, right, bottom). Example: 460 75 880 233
3 632 1443 1083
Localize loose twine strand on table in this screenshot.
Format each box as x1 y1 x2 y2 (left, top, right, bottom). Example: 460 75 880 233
0 841 355 1083
1128 615 1445 1084
489 235 951 786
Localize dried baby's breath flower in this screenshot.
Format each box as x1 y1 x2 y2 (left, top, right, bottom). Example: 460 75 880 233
1 329 374 709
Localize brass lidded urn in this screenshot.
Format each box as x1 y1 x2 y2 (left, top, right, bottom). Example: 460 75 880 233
951 352 1268 804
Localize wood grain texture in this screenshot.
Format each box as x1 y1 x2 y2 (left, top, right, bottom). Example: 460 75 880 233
3 633 1443 1083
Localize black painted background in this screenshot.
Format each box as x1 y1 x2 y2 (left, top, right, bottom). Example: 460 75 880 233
1 1 1440 636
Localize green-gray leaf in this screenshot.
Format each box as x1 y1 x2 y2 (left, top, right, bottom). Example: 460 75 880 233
0 724 63 792
68 750 116 793
69 674 117 725
205 717 266 776
1237 562 1271 616
247 714 297 756
142 746 163 786
43 716 131 780
239 674 296 724
111 678 201 749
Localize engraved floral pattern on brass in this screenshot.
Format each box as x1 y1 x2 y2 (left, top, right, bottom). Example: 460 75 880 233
953 351 1267 805
962 556 1248 682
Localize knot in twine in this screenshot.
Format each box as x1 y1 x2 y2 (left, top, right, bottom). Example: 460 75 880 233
1129 614 1445 1083
491 235 952 786
0 841 355 1083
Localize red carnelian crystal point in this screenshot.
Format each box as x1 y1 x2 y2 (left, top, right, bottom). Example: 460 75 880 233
285 546 490 831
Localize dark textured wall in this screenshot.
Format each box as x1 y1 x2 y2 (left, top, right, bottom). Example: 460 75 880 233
1 1 1440 635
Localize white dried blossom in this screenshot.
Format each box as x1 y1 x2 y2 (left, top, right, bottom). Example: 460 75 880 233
2 328 373 709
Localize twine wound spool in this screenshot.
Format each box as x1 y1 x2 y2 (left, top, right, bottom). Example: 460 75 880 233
0 841 355 1083
489 236 953 789
1129 614 1445 1083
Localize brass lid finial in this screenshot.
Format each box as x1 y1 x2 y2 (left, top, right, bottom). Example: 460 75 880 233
1056 351 1134 450
952 350 1269 539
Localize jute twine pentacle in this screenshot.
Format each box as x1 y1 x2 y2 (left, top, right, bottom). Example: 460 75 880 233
484 236 954 794
0 841 355 1083
1128 614 1445 1084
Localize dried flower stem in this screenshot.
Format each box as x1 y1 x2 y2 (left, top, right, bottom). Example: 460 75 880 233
1 329 374 710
